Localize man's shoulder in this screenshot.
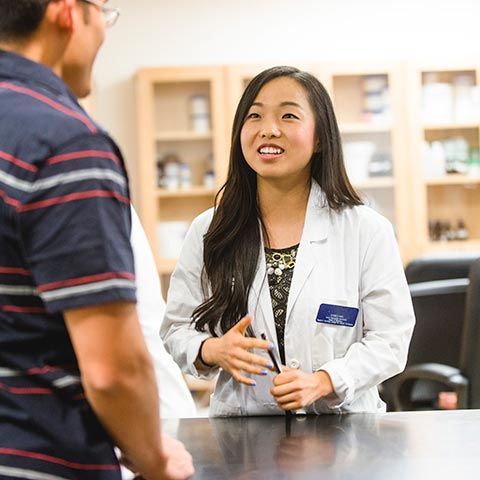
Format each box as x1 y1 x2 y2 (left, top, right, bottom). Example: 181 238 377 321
1 80 119 168
1 75 104 142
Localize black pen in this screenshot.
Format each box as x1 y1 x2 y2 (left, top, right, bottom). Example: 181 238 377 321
260 333 282 373
260 333 292 418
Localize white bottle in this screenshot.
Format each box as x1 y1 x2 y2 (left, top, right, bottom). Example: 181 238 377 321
164 161 180 190
190 94 210 133
429 141 446 177
179 163 192 189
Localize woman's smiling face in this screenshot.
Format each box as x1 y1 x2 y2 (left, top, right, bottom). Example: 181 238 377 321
240 76 318 185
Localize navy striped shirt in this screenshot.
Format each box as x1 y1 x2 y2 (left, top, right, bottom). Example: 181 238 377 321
0 50 136 479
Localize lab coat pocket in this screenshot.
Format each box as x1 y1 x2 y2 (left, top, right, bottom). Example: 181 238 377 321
312 298 359 369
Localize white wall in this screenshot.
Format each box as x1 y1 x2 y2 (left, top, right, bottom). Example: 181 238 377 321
93 0 480 197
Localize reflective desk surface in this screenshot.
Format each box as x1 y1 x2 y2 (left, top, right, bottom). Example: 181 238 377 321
163 410 480 480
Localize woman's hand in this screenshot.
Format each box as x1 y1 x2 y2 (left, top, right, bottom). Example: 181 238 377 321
271 368 334 410
199 315 275 386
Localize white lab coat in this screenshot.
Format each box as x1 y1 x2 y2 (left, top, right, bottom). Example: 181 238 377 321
161 182 415 416
130 207 197 418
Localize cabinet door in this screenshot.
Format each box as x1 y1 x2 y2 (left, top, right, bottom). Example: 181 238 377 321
407 62 480 256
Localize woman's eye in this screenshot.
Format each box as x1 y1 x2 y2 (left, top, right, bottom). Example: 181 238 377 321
246 112 260 119
283 113 299 119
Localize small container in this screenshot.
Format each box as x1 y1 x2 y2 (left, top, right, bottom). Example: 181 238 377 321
453 73 475 123
157 153 181 189
343 141 376 182
421 83 453 124
468 147 480 176
455 220 469 241
190 94 210 133
368 151 393 177
179 163 192 189
424 142 446 178
156 156 165 187
164 161 180 190
203 170 215 189
362 75 389 122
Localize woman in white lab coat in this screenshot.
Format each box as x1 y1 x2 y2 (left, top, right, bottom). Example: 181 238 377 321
161 66 415 416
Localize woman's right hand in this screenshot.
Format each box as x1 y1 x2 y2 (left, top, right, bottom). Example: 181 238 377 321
199 315 275 386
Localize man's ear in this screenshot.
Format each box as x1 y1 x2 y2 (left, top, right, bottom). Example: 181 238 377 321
45 0 76 32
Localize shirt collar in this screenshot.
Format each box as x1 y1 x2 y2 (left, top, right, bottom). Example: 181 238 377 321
0 49 75 101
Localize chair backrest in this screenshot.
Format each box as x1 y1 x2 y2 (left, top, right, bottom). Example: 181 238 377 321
460 258 480 409
405 252 480 283
405 253 480 368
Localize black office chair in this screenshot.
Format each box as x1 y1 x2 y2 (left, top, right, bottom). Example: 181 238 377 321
380 252 480 410
391 257 480 410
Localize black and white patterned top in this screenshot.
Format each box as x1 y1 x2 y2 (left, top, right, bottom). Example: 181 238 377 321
265 243 299 365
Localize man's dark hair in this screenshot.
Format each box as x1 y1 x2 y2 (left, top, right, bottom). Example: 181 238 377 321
0 0 52 43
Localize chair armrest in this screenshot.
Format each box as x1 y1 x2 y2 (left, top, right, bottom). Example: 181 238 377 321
409 278 469 297
392 362 469 410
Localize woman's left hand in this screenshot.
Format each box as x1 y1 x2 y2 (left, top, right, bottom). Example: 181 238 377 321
270 368 334 411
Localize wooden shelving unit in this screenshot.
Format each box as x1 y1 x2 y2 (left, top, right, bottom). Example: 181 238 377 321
135 66 228 296
406 61 480 258
320 62 413 261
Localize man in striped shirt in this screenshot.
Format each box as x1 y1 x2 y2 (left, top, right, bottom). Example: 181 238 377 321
0 1 194 479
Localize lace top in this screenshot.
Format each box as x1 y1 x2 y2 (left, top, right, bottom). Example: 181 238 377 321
264 243 299 365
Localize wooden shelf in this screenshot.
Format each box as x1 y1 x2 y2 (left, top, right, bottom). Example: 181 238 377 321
156 186 216 198
340 122 391 134
155 131 213 142
422 123 479 131
426 174 480 186
427 239 480 253
354 177 395 189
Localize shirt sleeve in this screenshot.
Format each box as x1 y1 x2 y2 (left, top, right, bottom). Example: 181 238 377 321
17 132 136 313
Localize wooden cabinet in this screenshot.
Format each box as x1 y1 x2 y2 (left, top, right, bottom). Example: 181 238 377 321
406 61 480 257
135 66 228 294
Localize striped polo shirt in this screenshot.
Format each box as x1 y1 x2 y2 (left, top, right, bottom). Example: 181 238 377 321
0 50 136 479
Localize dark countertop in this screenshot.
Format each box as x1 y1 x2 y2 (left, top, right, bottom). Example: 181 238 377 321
163 409 480 479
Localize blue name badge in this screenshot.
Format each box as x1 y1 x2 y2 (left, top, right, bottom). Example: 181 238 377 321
316 303 359 327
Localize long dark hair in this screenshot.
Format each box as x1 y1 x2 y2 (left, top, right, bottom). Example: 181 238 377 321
192 66 362 335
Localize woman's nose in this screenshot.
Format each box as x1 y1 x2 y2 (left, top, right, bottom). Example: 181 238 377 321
260 124 281 138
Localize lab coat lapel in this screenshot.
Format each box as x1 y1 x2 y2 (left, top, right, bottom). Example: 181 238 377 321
251 236 277 342
286 182 329 323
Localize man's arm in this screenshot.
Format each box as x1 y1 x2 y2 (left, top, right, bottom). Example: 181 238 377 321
64 300 194 480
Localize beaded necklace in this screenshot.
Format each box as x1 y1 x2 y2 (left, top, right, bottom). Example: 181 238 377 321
265 244 299 278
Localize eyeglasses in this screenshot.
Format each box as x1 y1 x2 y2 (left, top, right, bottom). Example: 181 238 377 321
81 0 120 28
